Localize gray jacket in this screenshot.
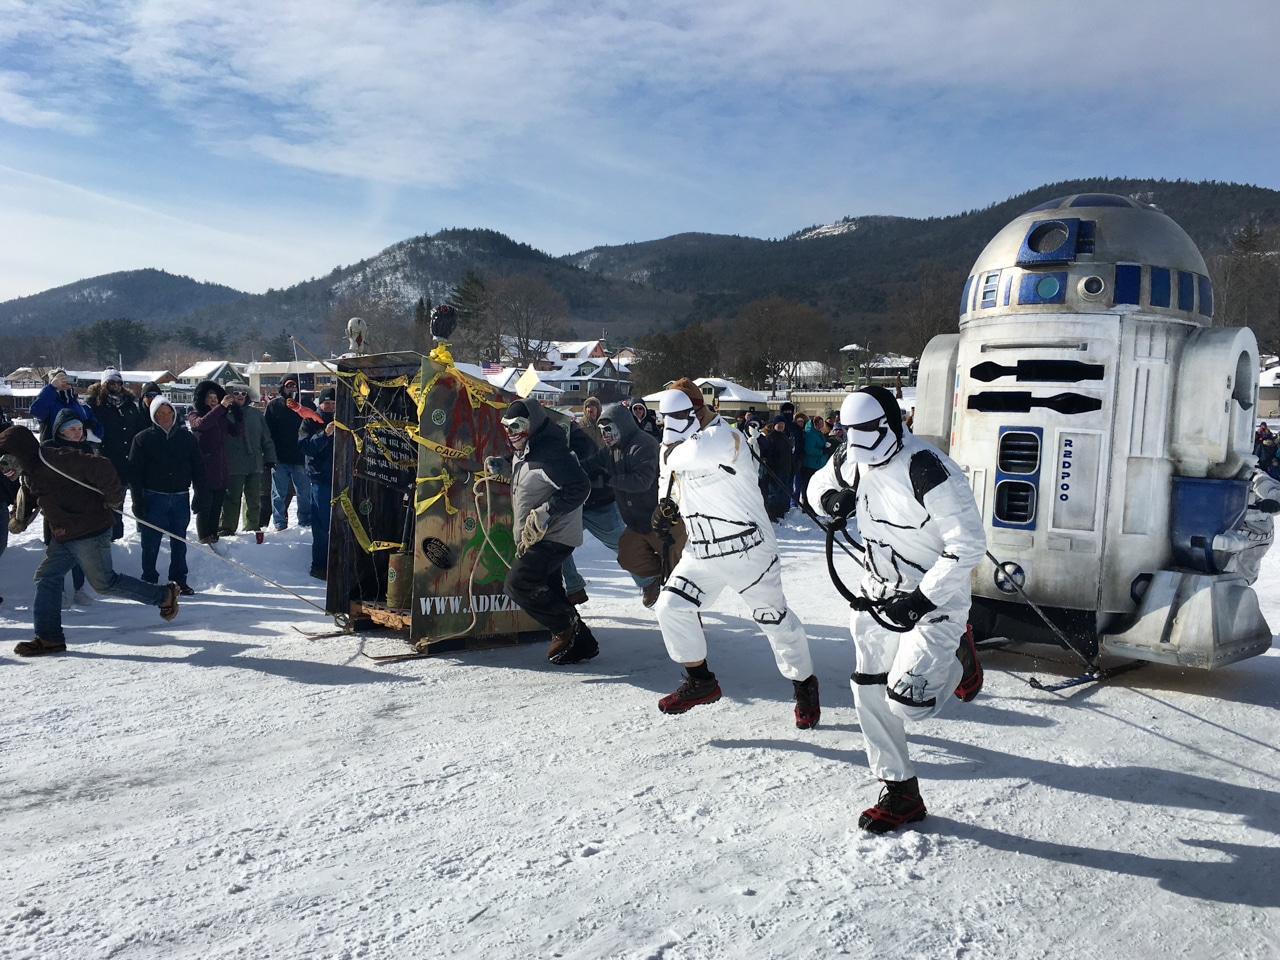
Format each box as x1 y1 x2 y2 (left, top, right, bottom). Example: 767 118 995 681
501 398 590 548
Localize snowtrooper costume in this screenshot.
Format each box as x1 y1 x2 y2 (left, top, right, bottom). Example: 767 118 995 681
653 379 818 726
808 386 985 832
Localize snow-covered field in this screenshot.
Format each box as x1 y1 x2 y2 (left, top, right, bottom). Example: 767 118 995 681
2 504 1277 959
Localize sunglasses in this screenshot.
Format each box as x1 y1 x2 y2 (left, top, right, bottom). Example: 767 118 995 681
231 391 249 397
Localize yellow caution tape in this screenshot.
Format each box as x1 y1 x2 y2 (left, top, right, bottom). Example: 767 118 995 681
415 472 459 516
336 489 402 553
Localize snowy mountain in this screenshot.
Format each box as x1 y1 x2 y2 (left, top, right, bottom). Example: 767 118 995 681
2 501 1276 958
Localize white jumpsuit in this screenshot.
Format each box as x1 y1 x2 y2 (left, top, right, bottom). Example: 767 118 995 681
808 435 986 781
655 417 813 681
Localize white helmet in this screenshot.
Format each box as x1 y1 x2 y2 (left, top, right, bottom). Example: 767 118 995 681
840 387 904 465
658 389 699 445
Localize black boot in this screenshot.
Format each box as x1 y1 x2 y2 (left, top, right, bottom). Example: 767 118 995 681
658 671 722 714
793 674 820 729
857 777 927 834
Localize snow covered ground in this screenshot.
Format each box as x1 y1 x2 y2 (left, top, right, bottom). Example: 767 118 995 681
2 504 1278 959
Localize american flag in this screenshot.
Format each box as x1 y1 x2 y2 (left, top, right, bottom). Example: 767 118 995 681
481 362 503 375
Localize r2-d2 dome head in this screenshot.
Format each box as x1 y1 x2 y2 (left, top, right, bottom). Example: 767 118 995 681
840 387 903 465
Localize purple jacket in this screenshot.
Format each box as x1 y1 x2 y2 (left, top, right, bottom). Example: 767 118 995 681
187 381 244 490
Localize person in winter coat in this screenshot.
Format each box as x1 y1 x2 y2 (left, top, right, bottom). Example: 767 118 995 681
486 397 594 665
0 419 180 656
219 382 276 540
592 401 686 607
559 412 643 606
298 387 336 579
186 379 244 545
0 450 19 567
263 375 313 530
652 379 818 728
129 396 206 595
757 415 794 521
807 386 985 835
630 400 660 439
800 415 830 504
87 368 147 540
30 368 101 442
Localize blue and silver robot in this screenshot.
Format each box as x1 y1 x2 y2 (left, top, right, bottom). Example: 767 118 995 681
915 193 1270 668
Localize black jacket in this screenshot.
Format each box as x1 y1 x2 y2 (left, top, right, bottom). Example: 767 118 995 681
264 395 312 465
88 385 147 478
568 420 614 510
128 420 207 499
592 402 661 532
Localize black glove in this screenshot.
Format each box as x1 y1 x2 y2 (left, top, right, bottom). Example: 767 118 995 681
191 489 207 513
131 489 148 519
264 462 276 471
1254 498 1280 514
821 488 858 520
880 588 936 629
652 496 681 534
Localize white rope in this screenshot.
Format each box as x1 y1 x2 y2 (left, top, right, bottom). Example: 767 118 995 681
33 443 330 617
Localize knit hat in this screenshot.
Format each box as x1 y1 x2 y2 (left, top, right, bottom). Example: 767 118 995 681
669 377 705 408
48 368 67 384
102 367 123 384
772 414 789 425
318 387 337 403
281 375 299 389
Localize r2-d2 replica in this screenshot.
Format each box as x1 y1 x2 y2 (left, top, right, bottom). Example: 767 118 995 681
916 193 1271 668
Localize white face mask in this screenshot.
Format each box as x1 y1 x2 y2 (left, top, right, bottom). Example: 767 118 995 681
841 391 902 465
599 419 621 448
662 407 698 445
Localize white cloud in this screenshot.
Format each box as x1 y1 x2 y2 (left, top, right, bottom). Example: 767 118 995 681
2 0 1280 300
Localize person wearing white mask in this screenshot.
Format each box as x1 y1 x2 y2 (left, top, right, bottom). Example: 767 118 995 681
652 379 819 729
807 386 985 835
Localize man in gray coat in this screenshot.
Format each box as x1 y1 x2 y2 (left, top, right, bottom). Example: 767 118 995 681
487 398 594 665
219 382 277 541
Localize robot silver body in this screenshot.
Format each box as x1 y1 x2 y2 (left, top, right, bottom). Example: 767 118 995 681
916 194 1270 668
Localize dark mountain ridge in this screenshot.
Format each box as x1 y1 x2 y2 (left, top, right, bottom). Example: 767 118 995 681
3 177 1278 359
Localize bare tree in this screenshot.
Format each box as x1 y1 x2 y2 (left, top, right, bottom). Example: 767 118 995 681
144 341 207 376
889 260 966 360
731 297 832 394
483 274 568 367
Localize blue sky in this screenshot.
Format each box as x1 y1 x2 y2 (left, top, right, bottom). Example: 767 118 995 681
2 0 1278 302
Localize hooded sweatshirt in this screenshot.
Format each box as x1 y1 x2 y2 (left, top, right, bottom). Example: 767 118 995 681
128 397 207 501
592 401 661 532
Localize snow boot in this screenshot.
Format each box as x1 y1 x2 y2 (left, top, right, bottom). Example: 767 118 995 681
159 582 181 622
658 672 722 714
566 589 589 606
14 637 67 657
954 624 984 702
547 613 580 662
793 674 821 729
550 619 599 665
641 581 661 608
858 777 927 834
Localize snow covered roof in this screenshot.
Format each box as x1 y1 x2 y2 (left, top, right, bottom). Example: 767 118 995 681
695 377 769 404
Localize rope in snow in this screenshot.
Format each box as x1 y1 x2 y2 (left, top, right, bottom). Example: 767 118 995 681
34 444 331 619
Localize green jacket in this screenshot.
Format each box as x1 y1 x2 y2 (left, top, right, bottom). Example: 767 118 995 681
225 404 277 476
